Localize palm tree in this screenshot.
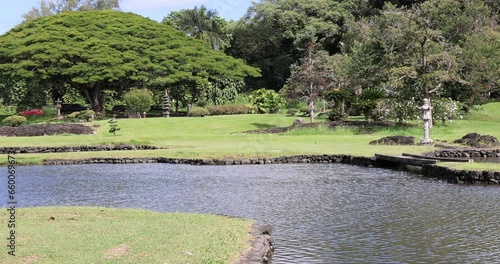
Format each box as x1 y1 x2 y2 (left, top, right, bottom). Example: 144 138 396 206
162 5 230 50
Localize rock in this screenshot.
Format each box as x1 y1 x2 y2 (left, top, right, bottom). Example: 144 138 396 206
453 133 500 148
202 159 215 165
369 136 415 146
292 118 306 126
241 159 251 165
479 135 500 146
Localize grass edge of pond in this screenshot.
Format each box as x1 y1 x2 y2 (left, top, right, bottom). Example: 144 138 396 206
0 206 254 264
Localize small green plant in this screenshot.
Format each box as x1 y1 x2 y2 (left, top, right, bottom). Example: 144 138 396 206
188 107 210 117
108 116 121 135
2 115 27 127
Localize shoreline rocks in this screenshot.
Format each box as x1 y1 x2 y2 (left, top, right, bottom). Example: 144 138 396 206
44 154 376 167
0 144 162 154
236 224 274 264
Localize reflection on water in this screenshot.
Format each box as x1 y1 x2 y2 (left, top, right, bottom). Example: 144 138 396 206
4 164 500 263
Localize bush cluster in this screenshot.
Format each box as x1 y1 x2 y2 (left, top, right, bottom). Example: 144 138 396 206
67 110 95 122
187 107 210 117
207 104 249 115
77 110 95 121
2 115 27 127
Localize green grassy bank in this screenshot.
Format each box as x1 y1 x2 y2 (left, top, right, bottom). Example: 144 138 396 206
0 207 252 264
1 102 499 170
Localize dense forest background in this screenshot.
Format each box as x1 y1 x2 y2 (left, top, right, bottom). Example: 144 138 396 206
0 0 498 123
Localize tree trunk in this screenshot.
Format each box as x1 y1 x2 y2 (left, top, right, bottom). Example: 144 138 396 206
309 100 315 123
81 84 102 114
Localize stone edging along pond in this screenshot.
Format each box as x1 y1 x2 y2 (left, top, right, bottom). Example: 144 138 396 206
236 223 274 264
0 144 162 154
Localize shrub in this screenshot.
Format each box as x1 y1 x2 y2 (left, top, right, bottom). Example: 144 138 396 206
195 100 208 107
76 110 95 122
249 88 283 114
327 109 348 121
430 97 461 125
244 104 256 114
371 100 391 121
67 111 80 120
2 115 27 127
207 104 249 115
42 106 57 116
188 107 210 117
123 88 154 114
300 106 310 116
287 108 298 116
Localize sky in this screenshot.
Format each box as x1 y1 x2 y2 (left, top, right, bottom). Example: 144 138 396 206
0 0 254 35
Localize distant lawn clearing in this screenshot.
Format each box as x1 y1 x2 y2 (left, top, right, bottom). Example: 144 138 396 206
0 102 499 171
0 207 252 264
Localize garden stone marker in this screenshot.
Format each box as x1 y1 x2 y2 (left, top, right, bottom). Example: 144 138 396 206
420 98 433 144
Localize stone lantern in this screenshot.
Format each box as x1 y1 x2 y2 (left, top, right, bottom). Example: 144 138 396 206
55 98 62 119
162 89 171 118
419 98 433 144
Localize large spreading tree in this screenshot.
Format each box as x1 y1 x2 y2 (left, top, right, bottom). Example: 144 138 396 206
0 10 260 113
23 0 120 20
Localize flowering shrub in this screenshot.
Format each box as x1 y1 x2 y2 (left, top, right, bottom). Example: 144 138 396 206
370 99 391 121
432 98 460 125
372 98 419 123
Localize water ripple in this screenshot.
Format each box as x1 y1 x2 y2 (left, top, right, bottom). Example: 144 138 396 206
4 163 500 263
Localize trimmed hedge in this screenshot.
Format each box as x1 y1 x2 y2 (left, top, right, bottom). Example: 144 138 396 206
2 115 27 127
188 107 210 117
207 104 250 115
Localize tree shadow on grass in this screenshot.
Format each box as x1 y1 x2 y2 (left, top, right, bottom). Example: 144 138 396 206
250 123 278 129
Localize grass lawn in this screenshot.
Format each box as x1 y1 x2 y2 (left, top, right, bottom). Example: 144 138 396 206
0 207 253 264
0 102 499 171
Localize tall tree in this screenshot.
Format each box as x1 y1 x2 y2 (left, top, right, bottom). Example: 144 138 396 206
342 0 498 124
162 5 231 51
227 0 354 91
0 11 260 113
283 43 335 123
23 0 120 21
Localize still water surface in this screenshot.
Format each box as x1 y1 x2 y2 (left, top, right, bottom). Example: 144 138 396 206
5 164 500 263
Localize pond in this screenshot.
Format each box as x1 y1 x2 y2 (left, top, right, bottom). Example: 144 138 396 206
4 163 500 263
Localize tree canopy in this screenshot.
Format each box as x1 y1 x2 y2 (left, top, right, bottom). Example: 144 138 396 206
0 10 260 112
23 0 120 21
162 5 231 51
341 0 498 111
227 0 355 90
